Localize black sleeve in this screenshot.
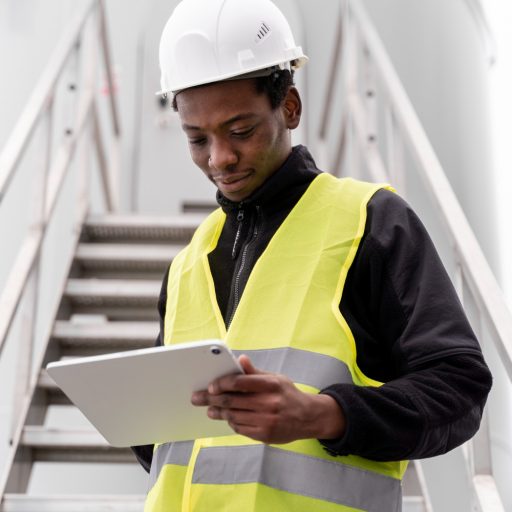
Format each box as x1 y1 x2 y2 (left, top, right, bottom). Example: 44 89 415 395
130 266 170 473
319 189 492 460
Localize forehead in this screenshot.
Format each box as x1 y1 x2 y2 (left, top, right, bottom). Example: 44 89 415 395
176 79 271 129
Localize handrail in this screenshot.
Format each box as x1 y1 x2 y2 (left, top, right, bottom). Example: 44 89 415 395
0 0 95 202
0 0 121 205
318 1 510 509
0 0 120 496
348 0 512 380
0 0 119 360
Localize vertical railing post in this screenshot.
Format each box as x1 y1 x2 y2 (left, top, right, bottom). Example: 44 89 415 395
385 106 406 194
76 27 92 223
331 1 351 176
344 4 361 179
318 0 345 172
97 0 121 212
453 255 464 305
361 41 379 170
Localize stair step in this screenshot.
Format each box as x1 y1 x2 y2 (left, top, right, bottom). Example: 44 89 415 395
75 243 180 276
52 320 158 351
83 214 205 243
64 279 161 319
182 200 217 214
22 427 108 448
1 494 144 511
1 494 423 512
65 279 161 303
21 427 133 463
403 496 427 512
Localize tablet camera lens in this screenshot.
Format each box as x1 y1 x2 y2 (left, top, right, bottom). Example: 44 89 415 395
210 346 222 355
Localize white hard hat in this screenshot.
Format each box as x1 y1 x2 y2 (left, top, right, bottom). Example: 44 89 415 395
157 0 308 96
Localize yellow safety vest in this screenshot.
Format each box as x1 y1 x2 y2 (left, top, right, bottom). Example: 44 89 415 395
145 173 407 512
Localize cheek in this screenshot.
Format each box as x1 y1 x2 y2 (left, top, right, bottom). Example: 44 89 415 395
189 145 208 169
188 147 216 183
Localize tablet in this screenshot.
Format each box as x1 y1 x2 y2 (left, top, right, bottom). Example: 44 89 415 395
46 340 243 447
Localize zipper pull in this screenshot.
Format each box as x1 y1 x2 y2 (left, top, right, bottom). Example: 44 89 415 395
232 208 244 259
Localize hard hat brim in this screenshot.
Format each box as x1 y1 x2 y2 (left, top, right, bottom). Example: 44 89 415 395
155 55 309 97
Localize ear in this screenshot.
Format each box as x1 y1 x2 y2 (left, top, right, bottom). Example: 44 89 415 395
282 87 302 130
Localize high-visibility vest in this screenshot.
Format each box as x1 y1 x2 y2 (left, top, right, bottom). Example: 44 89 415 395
145 173 407 512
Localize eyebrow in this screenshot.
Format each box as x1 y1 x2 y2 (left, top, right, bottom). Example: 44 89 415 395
182 113 258 131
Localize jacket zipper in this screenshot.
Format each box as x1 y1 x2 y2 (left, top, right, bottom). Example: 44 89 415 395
232 208 245 260
227 205 261 328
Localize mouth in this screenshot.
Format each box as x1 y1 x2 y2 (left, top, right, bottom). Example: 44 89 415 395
212 171 253 193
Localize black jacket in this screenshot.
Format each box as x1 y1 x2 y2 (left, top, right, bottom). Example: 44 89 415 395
133 145 492 472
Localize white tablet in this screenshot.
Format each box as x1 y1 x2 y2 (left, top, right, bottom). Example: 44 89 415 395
46 340 243 447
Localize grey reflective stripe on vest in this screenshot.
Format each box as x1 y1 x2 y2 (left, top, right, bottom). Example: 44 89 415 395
193 445 401 512
231 347 353 390
149 441 193 486
150 443 401 511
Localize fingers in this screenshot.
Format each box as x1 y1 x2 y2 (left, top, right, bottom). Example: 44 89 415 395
238 354 259 375
208 407 266 427
208 372 282 395
205 408 277 441
192 388 283 412
206 408 293 444
191 390 252 409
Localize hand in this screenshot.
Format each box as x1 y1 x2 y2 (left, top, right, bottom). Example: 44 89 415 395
191 354 346 444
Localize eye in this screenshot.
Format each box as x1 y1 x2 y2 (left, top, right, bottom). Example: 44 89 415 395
188 137 207 146
232 127 255 139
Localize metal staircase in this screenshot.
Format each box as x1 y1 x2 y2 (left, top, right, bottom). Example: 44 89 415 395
0 214 204 511
1 0 511 510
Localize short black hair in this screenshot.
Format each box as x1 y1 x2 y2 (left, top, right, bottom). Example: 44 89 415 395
254 68 295 109
171 68 295 111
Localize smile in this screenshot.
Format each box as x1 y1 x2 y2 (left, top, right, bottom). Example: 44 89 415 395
213 172 251 183
213 172 253 191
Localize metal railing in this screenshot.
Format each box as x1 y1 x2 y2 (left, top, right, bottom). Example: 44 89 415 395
0 0 120 497
318 1 512 510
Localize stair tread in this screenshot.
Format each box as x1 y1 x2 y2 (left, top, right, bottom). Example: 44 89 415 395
85 213 206 227
75 243 181 262
402 496 427 512
83 214 205 243
1 494 424 511
65 279 161 298
22 427 109 448
2 494 144 512
20 426 134 463
53 320 159 340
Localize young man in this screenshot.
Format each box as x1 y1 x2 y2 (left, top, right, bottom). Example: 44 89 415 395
133 0 492 510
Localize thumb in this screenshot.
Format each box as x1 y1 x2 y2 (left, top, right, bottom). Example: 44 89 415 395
238 354 263 375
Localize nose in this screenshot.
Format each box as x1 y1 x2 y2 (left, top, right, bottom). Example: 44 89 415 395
208 139 238 171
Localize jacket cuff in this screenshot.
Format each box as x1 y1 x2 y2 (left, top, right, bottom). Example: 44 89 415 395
318 387 352 456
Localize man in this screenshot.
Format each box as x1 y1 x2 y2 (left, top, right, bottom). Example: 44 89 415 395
133 0 492 510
